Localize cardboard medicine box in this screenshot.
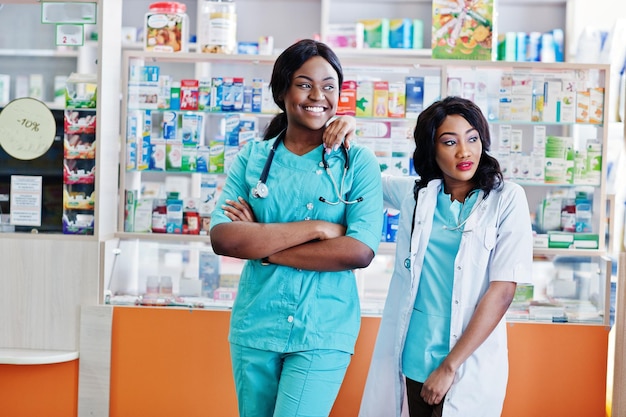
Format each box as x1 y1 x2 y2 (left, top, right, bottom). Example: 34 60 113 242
360 19 390 48
180 79 199 111
432 0 496 60
337 80 357 116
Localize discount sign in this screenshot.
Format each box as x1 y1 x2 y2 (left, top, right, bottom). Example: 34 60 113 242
0 98 56 160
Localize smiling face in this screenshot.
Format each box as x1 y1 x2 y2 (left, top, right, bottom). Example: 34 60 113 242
283 55 339 132
434 114 482 200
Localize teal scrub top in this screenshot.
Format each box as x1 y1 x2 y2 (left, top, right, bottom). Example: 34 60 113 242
402 188 478 382
210 135 383 354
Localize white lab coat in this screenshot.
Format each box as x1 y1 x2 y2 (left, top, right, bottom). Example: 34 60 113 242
359 177 533 417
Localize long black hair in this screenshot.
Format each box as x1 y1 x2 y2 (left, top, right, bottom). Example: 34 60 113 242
263 39 344 140
412 96 502 198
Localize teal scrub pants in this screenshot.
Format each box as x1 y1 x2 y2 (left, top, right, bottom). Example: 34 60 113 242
230 343 352 417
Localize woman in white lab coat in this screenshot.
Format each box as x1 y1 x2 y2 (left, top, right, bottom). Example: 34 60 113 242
357 96 533 417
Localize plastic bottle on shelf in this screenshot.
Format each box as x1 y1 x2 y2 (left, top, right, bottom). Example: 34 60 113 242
144 1 189 53
198 0 237 54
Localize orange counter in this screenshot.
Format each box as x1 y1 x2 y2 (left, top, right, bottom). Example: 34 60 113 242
0 360 79 417
109 308 610 417
0 307 610 417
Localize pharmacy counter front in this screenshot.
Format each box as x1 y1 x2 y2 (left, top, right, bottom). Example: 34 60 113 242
74 305 609 417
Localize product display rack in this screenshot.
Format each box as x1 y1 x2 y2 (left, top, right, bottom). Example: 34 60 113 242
105 50 613 326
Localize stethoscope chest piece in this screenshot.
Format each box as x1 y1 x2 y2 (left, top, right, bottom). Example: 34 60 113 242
252 132 283 199
252 181 269 199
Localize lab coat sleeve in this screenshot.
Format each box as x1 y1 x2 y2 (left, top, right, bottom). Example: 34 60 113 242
489 182 534 284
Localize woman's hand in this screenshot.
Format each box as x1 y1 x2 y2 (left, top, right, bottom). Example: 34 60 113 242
222 197 256 222
316 222 346 240
323 115 356 153
421 364 455 406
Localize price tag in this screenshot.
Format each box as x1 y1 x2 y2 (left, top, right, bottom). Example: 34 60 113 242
0 98 56 160
56 24 84 47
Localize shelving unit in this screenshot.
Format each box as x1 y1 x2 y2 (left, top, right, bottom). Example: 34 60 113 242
105 50 613 327
0 0 121 355
0 1 620 416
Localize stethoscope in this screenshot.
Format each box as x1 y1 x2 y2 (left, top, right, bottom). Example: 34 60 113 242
251 132 363 205
405 185 487 269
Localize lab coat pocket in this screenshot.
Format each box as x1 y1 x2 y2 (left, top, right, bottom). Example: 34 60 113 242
483 226 496 250
470 226 496 271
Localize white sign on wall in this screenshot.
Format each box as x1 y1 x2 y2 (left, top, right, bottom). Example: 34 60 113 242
41 2 97 24
10 175 43 227
56 24 85 46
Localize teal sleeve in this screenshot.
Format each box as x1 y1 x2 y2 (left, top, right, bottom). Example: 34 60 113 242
344 145 384 253
209 142 253 229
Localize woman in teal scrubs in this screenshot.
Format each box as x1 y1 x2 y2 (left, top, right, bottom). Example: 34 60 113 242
209 39 383 417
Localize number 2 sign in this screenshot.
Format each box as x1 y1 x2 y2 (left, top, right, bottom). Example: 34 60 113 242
56 24 84 46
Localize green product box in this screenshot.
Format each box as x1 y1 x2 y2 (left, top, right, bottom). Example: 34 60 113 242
548 231 574 249
360 18 390 48
166 141 182 171
513 284 534 303
356 81 374 117
572 233 599 249
181 146 197 172
209 137 225 174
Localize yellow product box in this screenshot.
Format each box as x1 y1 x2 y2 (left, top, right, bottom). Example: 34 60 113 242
373 81 389 118
432 0 496 60
589 87 604 124
576 90 590 123
387 81 406 118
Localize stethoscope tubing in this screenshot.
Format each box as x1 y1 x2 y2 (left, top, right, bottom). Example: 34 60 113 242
251 132 362 205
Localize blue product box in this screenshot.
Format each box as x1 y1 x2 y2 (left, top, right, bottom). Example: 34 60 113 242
199 251 221 297
224 114 240 147
516 32 527 62
237 42 259 54
162 111 178 140
170 82 180 110
380 210 388 242
221 78 234 111
385 209 400 242
251 78 263 113
196 146 210 173
211 77 223 111
166 198 184 234
232 77 244 112
389 18 412 49
405 76 424 119
243 86 253 113
144 66 160 82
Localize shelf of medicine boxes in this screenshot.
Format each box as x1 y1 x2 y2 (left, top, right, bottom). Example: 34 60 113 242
117 54 612 253
115 51 444 239
112 52 613 317
116 51 281 236
439 60 612 258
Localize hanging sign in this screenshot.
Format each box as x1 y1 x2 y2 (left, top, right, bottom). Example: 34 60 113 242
41 2 97 24
0 98 56 160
